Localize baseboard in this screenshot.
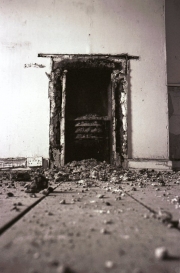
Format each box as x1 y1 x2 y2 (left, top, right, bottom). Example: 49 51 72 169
128 159 172 171
0 157 49 169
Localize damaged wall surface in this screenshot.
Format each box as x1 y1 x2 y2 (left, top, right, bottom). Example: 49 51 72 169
0 0 169 165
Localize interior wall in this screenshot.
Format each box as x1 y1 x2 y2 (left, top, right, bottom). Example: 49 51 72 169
0 0 168 160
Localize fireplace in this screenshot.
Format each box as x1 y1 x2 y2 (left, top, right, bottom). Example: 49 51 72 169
38 54 139 168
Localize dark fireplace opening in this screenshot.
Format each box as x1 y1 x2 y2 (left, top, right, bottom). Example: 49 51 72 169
65 69 111 163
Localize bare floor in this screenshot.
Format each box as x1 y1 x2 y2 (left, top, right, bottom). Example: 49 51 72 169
0 168 180 273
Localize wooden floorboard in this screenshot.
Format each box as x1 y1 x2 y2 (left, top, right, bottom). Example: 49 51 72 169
0 180 180 273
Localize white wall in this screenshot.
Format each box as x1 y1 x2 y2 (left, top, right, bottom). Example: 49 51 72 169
0 0 168 160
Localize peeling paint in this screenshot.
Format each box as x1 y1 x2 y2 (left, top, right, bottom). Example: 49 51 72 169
60 70 67 166
111 70 128 167
48 65 62 168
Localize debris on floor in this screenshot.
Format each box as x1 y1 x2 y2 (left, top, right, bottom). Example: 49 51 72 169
10 171 31 181
155 246 169 260
105 260 114 268
157 209 172 223
25 174 48 193
0 159 180 273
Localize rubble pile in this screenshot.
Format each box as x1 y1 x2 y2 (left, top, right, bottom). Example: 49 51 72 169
51 159 125 183
51 159 180 187
0 159 180 196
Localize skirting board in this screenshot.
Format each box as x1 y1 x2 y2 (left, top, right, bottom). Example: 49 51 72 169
128 159 173 171
0 157 49 169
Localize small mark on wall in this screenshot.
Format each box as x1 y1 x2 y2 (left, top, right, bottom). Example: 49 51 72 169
24 63 46 68
1 41 31 49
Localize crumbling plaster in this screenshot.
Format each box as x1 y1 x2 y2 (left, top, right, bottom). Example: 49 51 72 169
0 0 169 163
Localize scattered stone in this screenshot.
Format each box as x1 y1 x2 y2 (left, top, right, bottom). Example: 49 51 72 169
100 228 109 234
167 223 174 229
25 174 48 193
90 200 96 203
40 189 49 195
11 206 20 212
143 214 149 219
55 171 69 182
105 202 111 206
157 209 172 223
97 194 104 199
30 193 37 198
104 220 113 224
48 259 59 267
175 204 180 209
60 199 66 204
120 235 130 240
56 265 76 273
105 260 114 268
33 252 40 259
155 247 169 260
48 186 54 193
171 196 180 204
6 192 14 197
47 211 53 216
90 227 95 231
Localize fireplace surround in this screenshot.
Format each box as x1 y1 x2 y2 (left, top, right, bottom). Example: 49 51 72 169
38 54 139 168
